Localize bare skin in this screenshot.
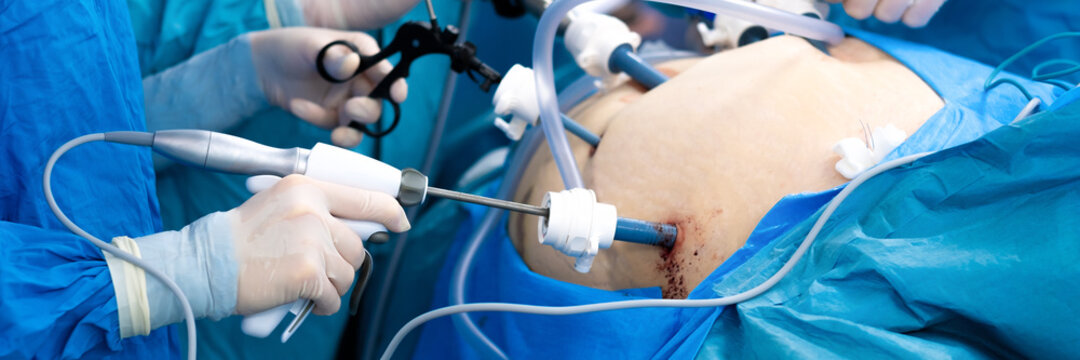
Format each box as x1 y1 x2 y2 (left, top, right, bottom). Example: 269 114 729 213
508 35 944 298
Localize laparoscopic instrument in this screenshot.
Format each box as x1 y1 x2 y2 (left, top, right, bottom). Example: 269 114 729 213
45 129 678 345
315 1 503 138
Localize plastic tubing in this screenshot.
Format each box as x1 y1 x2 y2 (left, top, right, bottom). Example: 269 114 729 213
448 130 543 360
652 0 843 44
361 4 480 359
449 72 600 359
532 0 591 190
382 152 934 360
45 134 197 360
533 0 843 190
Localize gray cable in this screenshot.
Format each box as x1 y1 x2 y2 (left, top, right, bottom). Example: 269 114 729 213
448 73 602 359
449 129 544 360
382 152 933 360
44 133 197 360
446 48 695 359
450 209 507 359
446 74 600 359
361 2 477 359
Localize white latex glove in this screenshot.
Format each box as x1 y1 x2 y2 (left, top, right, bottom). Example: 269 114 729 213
110 175 410 337
229 174 410 315
825 0 946 27
299 0 423 30
250 27 409 148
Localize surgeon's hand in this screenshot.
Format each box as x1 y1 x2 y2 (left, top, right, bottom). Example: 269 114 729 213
299 0 422 30
229 174 410 315
826 0 946 28
249 28 408 148
116 175 409 335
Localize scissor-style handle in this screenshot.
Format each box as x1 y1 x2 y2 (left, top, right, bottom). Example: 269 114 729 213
315 40 388 83
314 21 502 139
348 98 401 138
316 39 405 139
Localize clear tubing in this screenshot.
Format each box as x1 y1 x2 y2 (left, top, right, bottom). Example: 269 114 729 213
652 0 843 44
382 152 932 360
609 44 668 90
451 49 683 357
45 134 197 360
533 0 843 190
532 0 593 190
362 2 476 359
448 49 603 360
448 130 543 360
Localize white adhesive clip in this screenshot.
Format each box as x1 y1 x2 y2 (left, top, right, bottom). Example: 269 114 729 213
833 124 907 179
537 188 617 273
564 12 641 86
492 64 541 141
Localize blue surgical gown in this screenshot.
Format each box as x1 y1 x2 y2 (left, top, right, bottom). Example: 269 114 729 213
697 88 1080 358
830 0 1080 85
0 0 177 358
410 26 1070 359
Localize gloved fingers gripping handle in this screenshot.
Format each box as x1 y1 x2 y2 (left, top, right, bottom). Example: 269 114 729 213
315 40 404 139
246 175 409 232
317 40 364 83
347 99 401 138
241 175 390 338
316 38 396 84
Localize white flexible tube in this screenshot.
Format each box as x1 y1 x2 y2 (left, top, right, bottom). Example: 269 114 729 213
449 75 600 360
532 0 844 190
532 0 590 189
652 0 844 44
45 134 197 360
383 152 932 360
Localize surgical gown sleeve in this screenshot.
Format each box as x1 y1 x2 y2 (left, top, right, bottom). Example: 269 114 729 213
0 0 178 358
126 0 304 77
0 224 175 359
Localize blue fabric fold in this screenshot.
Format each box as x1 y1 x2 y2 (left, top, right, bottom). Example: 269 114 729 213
0 0 175 358
413 25 1068 359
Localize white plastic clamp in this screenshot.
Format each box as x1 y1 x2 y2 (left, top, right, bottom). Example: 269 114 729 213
564 12 642 81
698 0 828 49
492 64 541 141
697 13 760 49
537 188 618 273
833 124 907 179
757 0 829 23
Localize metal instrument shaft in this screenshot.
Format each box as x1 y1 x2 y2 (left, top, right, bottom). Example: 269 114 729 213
426 186 549 217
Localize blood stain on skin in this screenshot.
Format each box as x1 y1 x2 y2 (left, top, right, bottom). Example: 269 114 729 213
655 208 724 299
619 93 642 103
657 215 693 299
